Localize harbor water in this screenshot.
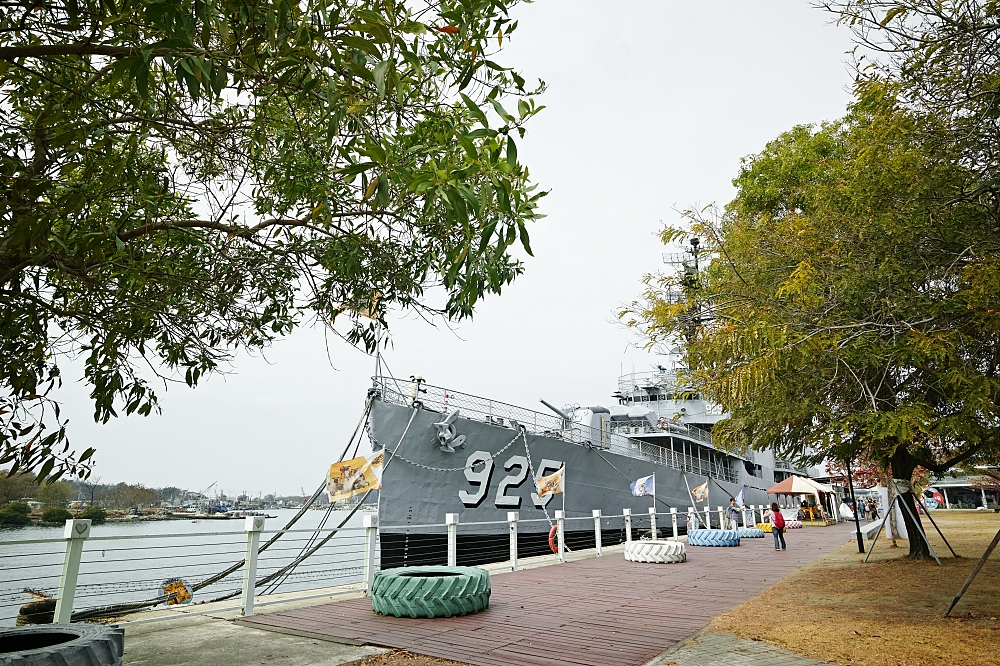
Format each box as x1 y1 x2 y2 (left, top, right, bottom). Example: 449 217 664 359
0 508 375 626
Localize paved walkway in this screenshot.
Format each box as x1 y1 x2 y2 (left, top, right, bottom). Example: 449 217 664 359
240 525 852 666
648 631 834 666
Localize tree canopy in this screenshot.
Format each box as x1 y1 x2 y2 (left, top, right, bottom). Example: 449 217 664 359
0 0 546 481
627 0 1000 560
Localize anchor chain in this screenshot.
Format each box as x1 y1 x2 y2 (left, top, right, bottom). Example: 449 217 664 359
376 428 524 473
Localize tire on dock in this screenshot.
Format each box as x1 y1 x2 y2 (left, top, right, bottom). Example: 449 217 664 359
0 624 124 666
371 566 490 618
687 529 741 547
786 520 803 529
756 522 773 533
624 540 686 563
737 528 765 538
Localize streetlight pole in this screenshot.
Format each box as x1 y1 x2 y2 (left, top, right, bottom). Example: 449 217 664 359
846 457 865 554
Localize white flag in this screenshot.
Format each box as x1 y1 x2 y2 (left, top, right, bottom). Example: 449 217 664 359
630 474 655 497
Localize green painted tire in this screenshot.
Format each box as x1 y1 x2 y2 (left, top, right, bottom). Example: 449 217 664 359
371 566 490 618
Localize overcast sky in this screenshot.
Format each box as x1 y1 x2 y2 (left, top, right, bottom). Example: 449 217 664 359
60 1 856 497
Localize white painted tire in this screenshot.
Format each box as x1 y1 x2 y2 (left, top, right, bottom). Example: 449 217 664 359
624 540 687 563
687 529 741 547
738 528 765 538
786 520 803 529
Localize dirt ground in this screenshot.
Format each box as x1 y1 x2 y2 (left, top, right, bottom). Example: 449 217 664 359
710 510 1000 665
342 650 470 666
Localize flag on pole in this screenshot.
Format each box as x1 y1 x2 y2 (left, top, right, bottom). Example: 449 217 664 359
692 481 709 503
536 467 565 498
327 452 384 504
735 488 745 507
630 474 655 497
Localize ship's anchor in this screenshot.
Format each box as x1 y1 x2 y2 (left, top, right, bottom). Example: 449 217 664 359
433 410 467 453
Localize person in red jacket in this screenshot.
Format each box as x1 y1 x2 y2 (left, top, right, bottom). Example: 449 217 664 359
764 502 786 550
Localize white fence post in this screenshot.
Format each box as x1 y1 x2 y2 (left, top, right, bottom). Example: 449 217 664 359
555 510 566 563
718 506 725 530
593 509 602 556
670 508 678 541
240 515 265 617
363 514 378 595
54 519 91 623
446 513 459 566
508 511 519 571
704 506 712 529
623 508 632 542
648 507 657 539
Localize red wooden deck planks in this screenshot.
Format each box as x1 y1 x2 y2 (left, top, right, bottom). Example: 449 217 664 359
238 524 851 665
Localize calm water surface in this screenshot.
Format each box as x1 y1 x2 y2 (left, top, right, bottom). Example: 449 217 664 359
0 508 376 626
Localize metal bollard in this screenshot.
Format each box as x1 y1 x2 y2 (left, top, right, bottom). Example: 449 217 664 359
623 508 632 542
446 513 459 567
648 507 657 539
670 508 678 541
555 510 566 563
508 511 519 571
363 514 378 595
240 515 265 617
54 519 91 623
593 509 602 556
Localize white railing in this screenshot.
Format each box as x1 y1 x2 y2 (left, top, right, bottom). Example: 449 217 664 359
3 501 781 627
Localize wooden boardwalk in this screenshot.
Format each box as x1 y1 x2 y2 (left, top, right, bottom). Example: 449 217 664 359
239 525 852 666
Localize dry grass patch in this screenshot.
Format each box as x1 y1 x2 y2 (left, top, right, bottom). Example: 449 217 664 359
711 511 1000 665
342 649 471 666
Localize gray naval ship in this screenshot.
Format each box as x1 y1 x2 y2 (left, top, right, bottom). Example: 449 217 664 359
369 365 813 567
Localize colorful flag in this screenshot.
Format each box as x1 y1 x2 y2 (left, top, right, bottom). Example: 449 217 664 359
630 474 655 497
536 466 564 498
735 488 745 507
328 452 384 504
692 481 709 503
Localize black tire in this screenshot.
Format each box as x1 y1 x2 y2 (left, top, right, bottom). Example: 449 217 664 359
0 624 123 666
371 566 490 618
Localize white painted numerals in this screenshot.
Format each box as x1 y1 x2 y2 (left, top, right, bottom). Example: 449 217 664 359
494 456 529 508
458 451 494 508
531 459 563 508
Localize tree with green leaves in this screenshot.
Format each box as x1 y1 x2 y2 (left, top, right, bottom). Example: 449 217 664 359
625 102 1000 559
825 1 1000 201
37 480 75 507
1 0 546 482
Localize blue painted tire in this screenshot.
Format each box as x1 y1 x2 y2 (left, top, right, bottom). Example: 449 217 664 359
738 528 765 538
687 529 741 547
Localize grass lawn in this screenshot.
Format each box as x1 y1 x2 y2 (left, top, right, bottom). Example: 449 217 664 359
710 510 1000 665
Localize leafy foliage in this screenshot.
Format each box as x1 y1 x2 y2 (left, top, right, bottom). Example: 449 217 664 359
626 104 1000 557
0 501 31 526
37 480 75 507
0 0 546 481
77 505 108 524
41 506 73 523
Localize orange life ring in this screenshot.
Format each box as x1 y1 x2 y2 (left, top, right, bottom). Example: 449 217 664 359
548 524 559 553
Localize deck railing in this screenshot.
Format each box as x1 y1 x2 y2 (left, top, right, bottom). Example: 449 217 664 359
373 378 738 484
2 505 778 627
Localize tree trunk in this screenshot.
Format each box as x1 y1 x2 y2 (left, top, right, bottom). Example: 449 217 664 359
890 444 930 560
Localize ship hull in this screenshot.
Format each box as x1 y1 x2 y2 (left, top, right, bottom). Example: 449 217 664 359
371 399 767 566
